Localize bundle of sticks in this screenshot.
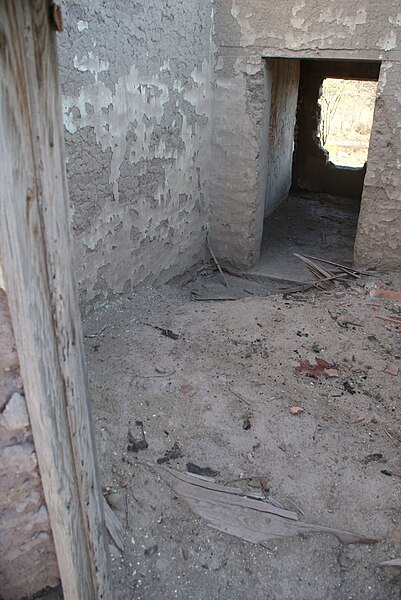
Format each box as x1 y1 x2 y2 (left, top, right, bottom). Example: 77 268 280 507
290 253 371 293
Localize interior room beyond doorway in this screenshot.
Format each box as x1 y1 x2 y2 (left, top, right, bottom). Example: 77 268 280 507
254 59 380 283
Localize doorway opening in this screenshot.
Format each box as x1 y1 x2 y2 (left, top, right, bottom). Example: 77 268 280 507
254 59 380 282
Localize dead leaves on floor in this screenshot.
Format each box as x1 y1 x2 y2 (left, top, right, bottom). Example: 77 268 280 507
152 465 376 547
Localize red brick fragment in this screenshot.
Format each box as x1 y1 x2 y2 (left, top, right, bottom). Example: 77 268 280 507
370 289 401 301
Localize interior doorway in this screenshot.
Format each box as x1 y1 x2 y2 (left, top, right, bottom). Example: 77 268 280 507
254 59 380 282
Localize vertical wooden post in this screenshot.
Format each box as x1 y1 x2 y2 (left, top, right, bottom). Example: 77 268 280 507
0 2 112 598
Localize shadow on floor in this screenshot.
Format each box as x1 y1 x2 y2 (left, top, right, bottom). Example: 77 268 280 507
251 192 360 282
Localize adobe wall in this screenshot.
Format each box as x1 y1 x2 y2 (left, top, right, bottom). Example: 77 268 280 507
265 59 300 217
58 0 213 309
292 60 380 200
0 288 60 600
211 0 401 271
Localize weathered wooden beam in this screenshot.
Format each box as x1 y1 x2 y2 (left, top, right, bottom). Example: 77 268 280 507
0 2 112 598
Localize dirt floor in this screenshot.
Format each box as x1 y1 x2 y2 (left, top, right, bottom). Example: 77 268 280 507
80 265 401 600
253 193 360 282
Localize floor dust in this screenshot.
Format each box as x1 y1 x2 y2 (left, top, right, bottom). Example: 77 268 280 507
80 269 401 600
253 193 360 282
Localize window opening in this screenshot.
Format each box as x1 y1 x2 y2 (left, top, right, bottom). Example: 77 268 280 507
318 78 377 167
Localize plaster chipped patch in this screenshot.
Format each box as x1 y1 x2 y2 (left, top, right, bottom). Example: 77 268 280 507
160 60 171 72
215 56 224 72
63 66 170 200
77 20 88 32
376 62 393 97
173 80 184 93
231 0 257 46
377 30 397 51
342 8 367 33
184 59 212 115
316 6 366 33
73 52 109 82
291 1 306 30
389 14 401 26
318 7 343 25
233 56 261 76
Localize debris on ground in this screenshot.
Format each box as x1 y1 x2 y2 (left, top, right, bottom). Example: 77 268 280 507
291 253 370 292
143 322 179 339
343 381 356 394
370 289 401 301
380 469 401 478
375 315 401 326
154 465 376 545
83 270 401 599
156 442 183 464
144 544 158 557
380 558 401 567
104 497 125 551
289 406 304 415
206 231 229 288
362 453 384 464
190 290 242 301
242 413 253 430
186 463 220 478
127 421 148 452
294 357 337 378
384 363 399 376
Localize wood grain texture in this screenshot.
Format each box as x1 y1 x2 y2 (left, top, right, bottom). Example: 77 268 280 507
156 466 377 545
0 2 112 598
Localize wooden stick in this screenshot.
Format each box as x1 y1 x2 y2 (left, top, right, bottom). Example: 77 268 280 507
227 386 251 407
293 253 334 279
284 272 349 296
375 315 401 325
302 254 372 276
207 232 229 287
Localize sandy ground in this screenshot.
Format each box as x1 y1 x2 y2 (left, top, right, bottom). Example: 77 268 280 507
79 268 401 600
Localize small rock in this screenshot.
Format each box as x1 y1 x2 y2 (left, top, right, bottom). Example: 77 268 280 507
324 368 339 378
362 453 383 464
289 406 304 415
144 544 158 557
1 392 29 430
343 381 356 394
181 547 189 560
247 478 261 488
107 492 125 514
384 363 399 376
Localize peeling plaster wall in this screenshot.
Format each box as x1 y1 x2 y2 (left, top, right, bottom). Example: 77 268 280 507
354 61 401 269
212 0 401 270
58 1 213 309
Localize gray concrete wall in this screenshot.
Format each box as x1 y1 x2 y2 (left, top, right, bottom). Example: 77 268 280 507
265 59 300 217
211 0 401 271
0 289 60 600
59 0 213 309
